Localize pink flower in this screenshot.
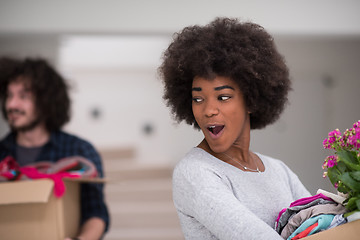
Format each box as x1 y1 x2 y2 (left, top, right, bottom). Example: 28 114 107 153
323 129 342 149
323 155 338 169
327 157 337 168
353 120 360 129
344 126 360 149
323 138 331 149
322 120 360 200
330 129 341 139
352 128 360 149
322 161 327 169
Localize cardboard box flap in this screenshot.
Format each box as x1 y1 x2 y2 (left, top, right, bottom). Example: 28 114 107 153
303 219 360 240
0 179 53 205
64 177 107 183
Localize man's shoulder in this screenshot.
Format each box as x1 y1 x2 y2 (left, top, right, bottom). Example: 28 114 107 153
52 130 89 142
0 131 14 141
51 130 96 148
50 130 101 158
0 132 15 159
0 132 15 148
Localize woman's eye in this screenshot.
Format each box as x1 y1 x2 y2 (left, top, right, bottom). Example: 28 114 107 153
192 97 203 103
218 96 231 101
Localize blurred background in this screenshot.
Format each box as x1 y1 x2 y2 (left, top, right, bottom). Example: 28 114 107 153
0 0 359 239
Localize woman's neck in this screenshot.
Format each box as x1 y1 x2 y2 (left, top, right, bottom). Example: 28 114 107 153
197 138 264 172
198 138 251 161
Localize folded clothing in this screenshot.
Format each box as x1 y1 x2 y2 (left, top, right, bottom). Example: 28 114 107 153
0 156 21 181
20 166 80 197
27 156 98 178
287 214 335 240
316 189 346 204
0 155 98 197
275 194 335 233
281 203 347 239
291 222 318 240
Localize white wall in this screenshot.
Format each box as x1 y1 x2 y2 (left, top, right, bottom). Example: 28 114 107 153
0 0 360 36
251 37 360 194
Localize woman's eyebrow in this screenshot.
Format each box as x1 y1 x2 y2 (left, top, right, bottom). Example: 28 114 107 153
214 85 234 91
192 87 202 91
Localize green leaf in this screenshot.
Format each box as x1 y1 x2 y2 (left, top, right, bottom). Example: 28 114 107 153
337 150 360 171
346 197 357 211
344 210 360 218
339 172 360 192
350 171 360 181
356 198 360 211
327 168 339 186
337 161 348 172
346 196 360 212
337 184 349 194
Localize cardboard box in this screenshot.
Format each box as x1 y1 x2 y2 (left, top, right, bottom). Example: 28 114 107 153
0 178 81 240
303 219 360 240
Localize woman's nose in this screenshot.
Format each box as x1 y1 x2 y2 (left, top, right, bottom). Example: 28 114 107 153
204 100 219 117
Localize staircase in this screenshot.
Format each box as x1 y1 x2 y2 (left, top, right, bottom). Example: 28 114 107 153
102 157 184 240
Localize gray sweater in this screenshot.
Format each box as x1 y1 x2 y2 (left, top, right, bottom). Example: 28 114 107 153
172 148 310 240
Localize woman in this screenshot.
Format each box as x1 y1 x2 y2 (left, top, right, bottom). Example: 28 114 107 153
159 18 310 239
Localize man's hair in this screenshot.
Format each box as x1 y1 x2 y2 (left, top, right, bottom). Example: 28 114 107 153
0 57 71 132
159 17 291 130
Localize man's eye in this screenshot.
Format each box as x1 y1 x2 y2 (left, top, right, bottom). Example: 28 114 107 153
6 93 12 100
20 92 32 100
20 94 27 99
218 96 230 101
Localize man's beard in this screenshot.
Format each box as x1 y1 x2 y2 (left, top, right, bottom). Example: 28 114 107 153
7 109 42 132
11 118 42 132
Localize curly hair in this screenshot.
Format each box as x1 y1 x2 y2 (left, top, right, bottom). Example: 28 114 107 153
159 17 291 130
0 57 71 132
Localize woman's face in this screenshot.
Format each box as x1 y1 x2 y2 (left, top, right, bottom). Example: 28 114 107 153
192 76 250 153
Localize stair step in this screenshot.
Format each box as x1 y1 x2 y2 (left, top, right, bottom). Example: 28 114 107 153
108 202 176 214
105 227 184 240
106 168 172 181
110 212 180 228
102 162 183 240
106 178 172 192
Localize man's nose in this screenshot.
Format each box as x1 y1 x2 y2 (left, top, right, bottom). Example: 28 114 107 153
6 95 20 108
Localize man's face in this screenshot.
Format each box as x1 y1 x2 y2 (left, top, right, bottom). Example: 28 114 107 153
5 77 40 132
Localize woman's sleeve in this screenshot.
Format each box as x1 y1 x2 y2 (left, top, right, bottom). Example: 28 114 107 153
172 161 284 240
279 161 311 200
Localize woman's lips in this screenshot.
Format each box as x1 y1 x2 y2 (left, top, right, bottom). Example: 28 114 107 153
207 125 225 138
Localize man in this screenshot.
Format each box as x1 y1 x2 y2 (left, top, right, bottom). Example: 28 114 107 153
0 57 109 240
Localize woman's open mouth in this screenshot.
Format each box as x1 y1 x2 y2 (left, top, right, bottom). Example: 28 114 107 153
207 125 225 137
